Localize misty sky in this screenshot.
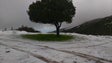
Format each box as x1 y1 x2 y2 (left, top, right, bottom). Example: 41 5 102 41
0 0 112 32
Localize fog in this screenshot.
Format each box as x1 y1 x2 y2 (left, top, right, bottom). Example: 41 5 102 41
0 0 36 29
0 0 112 31
71 0 112 27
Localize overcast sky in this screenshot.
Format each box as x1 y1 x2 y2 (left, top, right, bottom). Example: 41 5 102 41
0 0 112 32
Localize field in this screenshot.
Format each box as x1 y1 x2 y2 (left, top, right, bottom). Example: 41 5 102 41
0 31 112 63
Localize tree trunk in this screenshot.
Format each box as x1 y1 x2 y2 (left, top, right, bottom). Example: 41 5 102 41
54 22 62 36
56 26 60 36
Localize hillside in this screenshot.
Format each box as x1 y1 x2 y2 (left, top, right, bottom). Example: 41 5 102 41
62 15 112 35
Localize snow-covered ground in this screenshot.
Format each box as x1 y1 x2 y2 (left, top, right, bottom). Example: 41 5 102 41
0 31 112 63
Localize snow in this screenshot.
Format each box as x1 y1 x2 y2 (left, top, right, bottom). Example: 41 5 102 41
0 45 46 63
0 31 112 63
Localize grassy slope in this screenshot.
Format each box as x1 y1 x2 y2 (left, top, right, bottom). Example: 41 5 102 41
21 34 74 42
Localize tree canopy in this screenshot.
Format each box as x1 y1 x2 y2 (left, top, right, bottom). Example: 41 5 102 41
28 0 76 36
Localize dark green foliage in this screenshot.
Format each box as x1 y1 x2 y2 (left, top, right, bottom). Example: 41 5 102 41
17 25 39 32
27 0 76 36
22 34 74 41
62 15 112 35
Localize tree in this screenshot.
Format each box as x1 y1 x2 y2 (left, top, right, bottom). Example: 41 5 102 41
27 0 76 36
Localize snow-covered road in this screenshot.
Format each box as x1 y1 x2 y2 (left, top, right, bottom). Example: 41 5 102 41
0 31 112 63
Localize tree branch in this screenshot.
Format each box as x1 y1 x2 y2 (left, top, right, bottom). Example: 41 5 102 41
59 22 62 27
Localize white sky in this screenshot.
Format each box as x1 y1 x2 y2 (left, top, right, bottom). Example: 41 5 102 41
0 0 112 32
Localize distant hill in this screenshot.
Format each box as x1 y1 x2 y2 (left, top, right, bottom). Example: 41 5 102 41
62 15 112 35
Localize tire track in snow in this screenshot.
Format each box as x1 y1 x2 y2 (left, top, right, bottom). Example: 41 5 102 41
59 42 111 49
37 45 112 63
0 42 60 63
0 37 112 63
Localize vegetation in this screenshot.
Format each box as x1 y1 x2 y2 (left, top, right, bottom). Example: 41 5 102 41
62 15 112 35
21 34 74 41
27 0 76 36
16 25 39 32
